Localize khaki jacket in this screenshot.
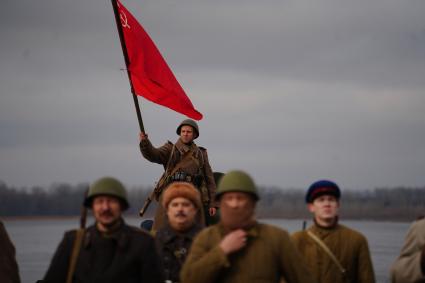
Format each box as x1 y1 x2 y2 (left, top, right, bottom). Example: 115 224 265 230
292 223 375 283
390 218 425 283
140 138 216 205
180 222 315 283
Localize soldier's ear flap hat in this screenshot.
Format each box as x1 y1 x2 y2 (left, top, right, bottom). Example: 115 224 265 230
162 182 202 210
305 180 341 203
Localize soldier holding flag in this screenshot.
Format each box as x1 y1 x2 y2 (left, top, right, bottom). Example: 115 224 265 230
140 119 217 230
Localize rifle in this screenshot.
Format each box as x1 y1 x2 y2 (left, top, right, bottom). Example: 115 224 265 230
66 188 89 283
79 188 89 229
139 189 156 217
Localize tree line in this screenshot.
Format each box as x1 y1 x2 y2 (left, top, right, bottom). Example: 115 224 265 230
1 180 424 221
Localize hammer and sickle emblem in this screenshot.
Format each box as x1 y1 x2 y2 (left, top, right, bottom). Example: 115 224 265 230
120 11 131 29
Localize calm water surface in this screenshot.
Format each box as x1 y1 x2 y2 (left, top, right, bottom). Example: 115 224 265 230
4 217 410 283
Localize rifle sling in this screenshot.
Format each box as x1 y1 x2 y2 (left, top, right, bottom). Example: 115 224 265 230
66 228 85 283
307 230 347 276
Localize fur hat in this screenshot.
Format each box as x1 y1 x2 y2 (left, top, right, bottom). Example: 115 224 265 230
305 180 341 203
162 182 202 210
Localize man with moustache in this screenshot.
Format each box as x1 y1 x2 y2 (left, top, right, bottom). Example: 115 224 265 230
180 170 314 283
43 177 164 283
291 180 375 283
155 182 204 283
139 119 216 230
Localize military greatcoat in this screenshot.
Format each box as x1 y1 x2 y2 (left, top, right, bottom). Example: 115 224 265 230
140 138 216 229
180 222 315 283
44 220 164 283
292 223 375 283
390 218 425 283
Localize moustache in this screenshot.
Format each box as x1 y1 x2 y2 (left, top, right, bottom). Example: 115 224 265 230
174 211 187 217
99 210 114 217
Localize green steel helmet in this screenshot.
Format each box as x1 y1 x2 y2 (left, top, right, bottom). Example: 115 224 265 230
216 170 259 201
176 119 199 139
84 177 129 210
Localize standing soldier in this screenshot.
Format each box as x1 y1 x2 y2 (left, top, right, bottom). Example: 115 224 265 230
155 182 204 283
139 119 216 230
43 177 164 283
291 180 375 283
181 170 314 283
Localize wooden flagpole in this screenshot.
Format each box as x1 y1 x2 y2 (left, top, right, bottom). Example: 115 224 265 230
111 0 145 133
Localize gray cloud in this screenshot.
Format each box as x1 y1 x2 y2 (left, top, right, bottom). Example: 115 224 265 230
1 0 424 189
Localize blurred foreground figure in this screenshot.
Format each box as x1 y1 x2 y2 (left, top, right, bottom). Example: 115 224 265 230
180 170 314 283
155 182 203 282
44 177 163 283
390 218 425 283
0 220 21 283
292 180 375 283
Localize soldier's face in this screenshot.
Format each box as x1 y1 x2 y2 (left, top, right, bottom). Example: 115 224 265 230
308 195 339 226
166 197 198 232
180 125 195 144
220 192 256 230
92 196 122 231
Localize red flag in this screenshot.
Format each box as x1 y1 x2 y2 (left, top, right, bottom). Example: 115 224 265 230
116 0 202 120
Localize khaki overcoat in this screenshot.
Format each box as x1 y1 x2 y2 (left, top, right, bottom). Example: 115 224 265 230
390 218 425 283
180 222 315 283
291 223 375 283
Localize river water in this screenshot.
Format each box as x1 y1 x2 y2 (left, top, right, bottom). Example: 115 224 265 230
4 217 410 283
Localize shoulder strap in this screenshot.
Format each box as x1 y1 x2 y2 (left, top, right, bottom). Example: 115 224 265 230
307 230 347 276
164 144 176 174
66 229 85 283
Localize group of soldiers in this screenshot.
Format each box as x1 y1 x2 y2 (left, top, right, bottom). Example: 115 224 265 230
1 119 424 283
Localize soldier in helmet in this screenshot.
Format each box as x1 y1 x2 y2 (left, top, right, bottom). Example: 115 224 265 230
180 170 314 283
139 119 216 230
291 180 375 283
43 177 164 283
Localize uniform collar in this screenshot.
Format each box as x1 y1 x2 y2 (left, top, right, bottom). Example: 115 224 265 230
218 220 259 238
175 139 197 154
159 222 202 243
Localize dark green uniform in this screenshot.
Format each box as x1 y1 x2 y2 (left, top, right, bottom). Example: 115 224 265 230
44 220 163 283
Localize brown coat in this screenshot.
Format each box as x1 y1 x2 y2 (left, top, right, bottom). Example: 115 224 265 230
180 222 315 283
140 138 216 230
0 221 20 283
390 218 425 283
291 223 375 283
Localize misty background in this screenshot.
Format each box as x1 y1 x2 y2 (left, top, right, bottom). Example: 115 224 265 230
1 0 424 190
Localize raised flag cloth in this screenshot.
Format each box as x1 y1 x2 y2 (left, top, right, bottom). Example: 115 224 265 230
117 0 202 120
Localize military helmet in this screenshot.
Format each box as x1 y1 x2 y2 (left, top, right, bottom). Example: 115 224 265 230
216 170 259 201
84 177 129 210
176 119 199 139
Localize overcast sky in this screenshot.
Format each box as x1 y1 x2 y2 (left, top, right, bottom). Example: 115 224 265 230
1 0 424 190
